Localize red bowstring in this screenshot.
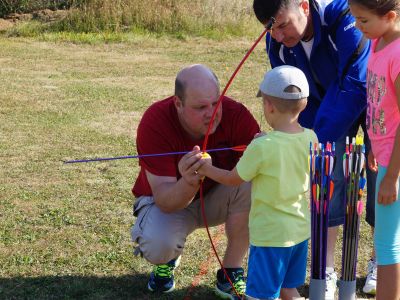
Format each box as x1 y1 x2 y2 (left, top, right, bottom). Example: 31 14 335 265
199 28 268 298
201 29 267 151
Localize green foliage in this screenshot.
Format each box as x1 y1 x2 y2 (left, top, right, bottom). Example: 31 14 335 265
2 0 260 39
82 0 257 37
0 0 72 17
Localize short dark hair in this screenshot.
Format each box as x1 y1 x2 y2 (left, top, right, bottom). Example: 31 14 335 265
175 77 185 102
263 85 307 113
348 0 400 16
253 0 298 24
265 96 307 114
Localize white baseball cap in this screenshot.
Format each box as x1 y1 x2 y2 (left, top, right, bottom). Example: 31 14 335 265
257 65 309 100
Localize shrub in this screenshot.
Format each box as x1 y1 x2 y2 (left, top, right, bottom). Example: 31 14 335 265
0 0 74 17
53 0 258 37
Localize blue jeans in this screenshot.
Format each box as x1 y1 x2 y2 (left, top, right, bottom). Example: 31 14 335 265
328 119 376 227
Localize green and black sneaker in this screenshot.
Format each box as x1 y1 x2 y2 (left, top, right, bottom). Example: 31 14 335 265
215 268 246 300
147 256 181 293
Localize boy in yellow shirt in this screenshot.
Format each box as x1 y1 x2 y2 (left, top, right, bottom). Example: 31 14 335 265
197 65 318 300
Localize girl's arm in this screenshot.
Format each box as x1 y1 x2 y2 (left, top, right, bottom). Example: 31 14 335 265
378 74 400 205
368 150 378 172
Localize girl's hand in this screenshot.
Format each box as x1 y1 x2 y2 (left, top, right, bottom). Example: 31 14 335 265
368 150 378 172
378 174 399 205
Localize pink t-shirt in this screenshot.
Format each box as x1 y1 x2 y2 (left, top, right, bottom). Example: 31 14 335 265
366 38 400 167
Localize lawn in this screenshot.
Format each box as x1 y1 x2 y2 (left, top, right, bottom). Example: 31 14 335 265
0 34 374 299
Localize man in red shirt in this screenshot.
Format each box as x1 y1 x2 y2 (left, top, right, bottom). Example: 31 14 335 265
131 64 259 299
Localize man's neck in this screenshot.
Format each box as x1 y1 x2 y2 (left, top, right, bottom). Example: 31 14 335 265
302 14 314 42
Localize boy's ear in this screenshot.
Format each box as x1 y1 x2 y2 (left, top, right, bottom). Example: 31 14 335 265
299 98 308 112
263 97 274 112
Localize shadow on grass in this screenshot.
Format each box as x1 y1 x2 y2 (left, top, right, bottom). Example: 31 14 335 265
0 274 216 300
0 275 376 299
298 277 375 299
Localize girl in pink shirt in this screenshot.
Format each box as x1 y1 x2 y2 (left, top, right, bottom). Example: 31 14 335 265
349 0 400 299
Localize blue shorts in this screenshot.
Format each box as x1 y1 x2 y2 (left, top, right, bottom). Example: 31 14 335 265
328 120 376 227
375 165 400 265
246 240 308 299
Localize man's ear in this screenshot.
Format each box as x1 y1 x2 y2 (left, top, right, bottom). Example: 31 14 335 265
174 95 183 110
300 0 310 16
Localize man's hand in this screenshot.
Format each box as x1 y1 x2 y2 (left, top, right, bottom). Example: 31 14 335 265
178 145 206 186
378 174 399 205
368 150 378 172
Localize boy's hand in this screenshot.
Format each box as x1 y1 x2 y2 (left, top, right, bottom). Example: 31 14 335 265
197 152 212 178
368 150 378 172
378 174 399 205
254 131 266 139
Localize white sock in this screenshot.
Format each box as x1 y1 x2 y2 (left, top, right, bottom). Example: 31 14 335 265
326 267 335 274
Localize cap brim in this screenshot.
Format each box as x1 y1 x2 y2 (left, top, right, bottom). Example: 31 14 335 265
256 89 262 97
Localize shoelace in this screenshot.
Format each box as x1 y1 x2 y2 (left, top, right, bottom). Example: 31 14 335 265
325 272 337 289
154 264 173 278
231 272 246 294
368 262 377 280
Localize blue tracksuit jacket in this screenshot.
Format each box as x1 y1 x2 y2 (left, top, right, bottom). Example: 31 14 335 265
266 0 370 143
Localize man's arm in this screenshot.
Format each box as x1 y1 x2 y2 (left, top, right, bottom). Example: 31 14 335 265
314 4 370 142
145 146 205 213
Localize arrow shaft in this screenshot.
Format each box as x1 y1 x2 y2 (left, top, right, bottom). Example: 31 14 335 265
64 146 239 164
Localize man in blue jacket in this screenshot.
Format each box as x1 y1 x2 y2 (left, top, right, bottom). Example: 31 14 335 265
253 0 377 298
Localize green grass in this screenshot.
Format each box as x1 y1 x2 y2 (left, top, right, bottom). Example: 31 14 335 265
5 21 261 43
0 34 375 299
2 0 260 41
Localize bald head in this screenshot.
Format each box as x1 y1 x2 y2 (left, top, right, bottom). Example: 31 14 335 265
175 64 220 103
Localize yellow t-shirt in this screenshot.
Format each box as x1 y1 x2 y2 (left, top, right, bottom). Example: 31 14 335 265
236 128 318 247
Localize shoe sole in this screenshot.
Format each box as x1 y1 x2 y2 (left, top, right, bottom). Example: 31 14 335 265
362 287 376 295
174 255 181 269
147 282 175 293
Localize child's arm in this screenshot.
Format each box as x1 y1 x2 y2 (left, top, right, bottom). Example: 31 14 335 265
254 131 266 139
368 149 378 172
197 162 244 186
378 74 400 205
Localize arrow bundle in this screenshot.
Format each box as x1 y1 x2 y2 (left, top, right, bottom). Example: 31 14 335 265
341 136 366 281
310 141 335 280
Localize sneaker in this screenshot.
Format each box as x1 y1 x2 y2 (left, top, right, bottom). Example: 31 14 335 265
147 256 181 293
362 259 377 295
325 268 337 300
215 268 246 300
